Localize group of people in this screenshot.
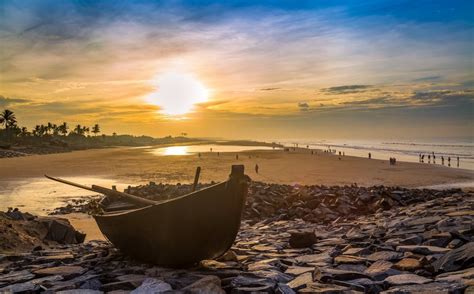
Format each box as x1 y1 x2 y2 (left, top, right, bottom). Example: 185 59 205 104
419 152 459 167
389 157 397 165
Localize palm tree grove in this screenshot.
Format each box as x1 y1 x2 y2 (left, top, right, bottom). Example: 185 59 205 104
0 109 196 157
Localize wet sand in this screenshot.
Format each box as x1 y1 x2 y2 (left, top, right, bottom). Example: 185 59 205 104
0 146 472 188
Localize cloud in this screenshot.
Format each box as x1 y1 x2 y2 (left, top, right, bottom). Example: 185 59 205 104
341 96 392 105
413 75 442 82
298 101 310 111
0 95 31 107
260 87 280 91
321 85 372 95
411 90 474 106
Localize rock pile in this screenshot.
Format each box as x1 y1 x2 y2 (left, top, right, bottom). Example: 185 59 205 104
0 150 29 158
0 208 85 253
124 182 214 201
50 197 102 215
243 183 471 223
1 191 472 293
112 181 472 224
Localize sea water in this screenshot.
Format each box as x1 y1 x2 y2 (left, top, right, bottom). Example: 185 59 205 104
278 138 474 171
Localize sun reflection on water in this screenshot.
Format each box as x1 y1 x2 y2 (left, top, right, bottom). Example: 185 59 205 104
161 146 189 156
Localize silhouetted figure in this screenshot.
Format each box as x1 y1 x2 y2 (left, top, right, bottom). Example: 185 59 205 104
236 154 239 160
217 152 220 156
311 150 314 155
198 153 201 158
390 157 396 165
442 156 444 165
419 154 422 162
433 154 436 164
448 157 451 167
428 154 431 163
457 156 459 167
368 152 371 159
421 154 425 162
210 148 213 152
255 164 259 174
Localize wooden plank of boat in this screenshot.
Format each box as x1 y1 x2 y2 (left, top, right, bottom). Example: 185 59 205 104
45 175 156 207
46 165 249 267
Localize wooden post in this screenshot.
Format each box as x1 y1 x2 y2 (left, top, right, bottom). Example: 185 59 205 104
192 166 201 192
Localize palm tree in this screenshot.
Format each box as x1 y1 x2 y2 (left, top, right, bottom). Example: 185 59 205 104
39 124 47 136
58 122 68 136
46 122 53 135
19 127 30 137
74 124 84 135
82 126 90 136
0 109 17 129
33 125 41 137
92 124 100 136
52 124 59 136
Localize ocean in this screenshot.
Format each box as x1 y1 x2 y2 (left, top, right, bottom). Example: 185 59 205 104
277 138 474 171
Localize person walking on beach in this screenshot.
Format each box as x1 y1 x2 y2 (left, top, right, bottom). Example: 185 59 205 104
442 156 444 165
255 164 259 174
448 157 451 167
368 152 371 159
236 154 239 160
428 154 431 163
457 156 460 167
419 154 422 162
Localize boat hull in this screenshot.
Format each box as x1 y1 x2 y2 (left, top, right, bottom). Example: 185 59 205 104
94 169 248 267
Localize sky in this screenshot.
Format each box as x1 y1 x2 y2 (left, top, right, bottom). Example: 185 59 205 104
0 0 473 141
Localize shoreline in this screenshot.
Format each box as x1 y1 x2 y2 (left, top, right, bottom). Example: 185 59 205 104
0 145 472 186
0 139 281 159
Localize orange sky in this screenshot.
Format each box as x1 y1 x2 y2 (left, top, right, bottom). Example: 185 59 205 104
1 1 473 140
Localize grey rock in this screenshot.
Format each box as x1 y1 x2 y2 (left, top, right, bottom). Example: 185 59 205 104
130 278 172 293
396 245 451 255
289 231 317 248
381 282 466 294
432 242 474 273
384 274 432 286
314 267 371 282
286 272 312 290
367 251 403 262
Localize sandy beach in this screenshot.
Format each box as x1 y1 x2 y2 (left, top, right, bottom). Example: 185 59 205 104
0 145 472 188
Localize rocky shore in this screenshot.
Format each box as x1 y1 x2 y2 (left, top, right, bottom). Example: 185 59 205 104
1 183 473 293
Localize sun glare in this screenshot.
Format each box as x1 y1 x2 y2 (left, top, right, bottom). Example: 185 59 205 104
147 72 209 116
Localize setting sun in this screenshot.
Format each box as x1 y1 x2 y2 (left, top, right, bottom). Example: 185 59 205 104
147 72 209 116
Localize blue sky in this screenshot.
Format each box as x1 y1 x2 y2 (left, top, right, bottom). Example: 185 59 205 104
0 0 473 139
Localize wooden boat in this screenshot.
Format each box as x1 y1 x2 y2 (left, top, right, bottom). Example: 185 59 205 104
46 165 249 267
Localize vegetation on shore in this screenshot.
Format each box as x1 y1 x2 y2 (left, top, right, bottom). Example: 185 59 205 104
0 109 199 153
0 109 279 155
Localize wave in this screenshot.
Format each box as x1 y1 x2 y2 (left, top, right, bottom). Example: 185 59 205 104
307 142 473 159
382 142 474 148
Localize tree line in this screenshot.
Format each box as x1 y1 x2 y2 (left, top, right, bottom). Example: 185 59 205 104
0 109 102 139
